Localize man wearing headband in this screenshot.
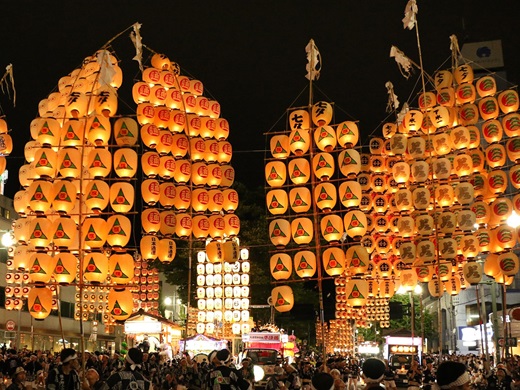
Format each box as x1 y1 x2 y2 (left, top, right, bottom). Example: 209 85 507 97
436 361 471 390
45 348 81 390
361 358 386 390
100 348 152 390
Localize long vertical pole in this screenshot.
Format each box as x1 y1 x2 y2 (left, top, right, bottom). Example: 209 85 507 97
419 292 424 353
501 283 509 359
491 282 500 364
304 41 327 359
479 284 490 360
410 291 415 361
476 285 487 359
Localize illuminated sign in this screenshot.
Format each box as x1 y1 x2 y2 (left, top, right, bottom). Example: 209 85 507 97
124 321 162 334
389 345 417 354
243 332 281 342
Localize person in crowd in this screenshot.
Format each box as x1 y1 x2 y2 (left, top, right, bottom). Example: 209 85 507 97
239 357 255 388
207 349 245 390
99 347 152 390
407 359 422 390
346 358 360 390
161 373 178 390
329 369 346 390
46 348 81 390
266 366 286 390
300 360 314 390
7 366 26 390
311 372 335 390
84 368 104 390
423 359 436 390
436 360 471 390
360 358 386 390
382 359 397 390
284 363 302 390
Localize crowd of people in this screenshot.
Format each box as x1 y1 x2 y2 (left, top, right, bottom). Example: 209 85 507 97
2 344 520 390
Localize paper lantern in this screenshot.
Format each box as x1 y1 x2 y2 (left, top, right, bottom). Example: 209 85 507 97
313 152 334 180
114 148 137 178
109 253 134 285
345 278 368 308
270 254 292 280
392 161 410 184
171 159 190 183
33 149 57 178
444 275 461 295
132 81 151 103
52 180 76 214
269 219 291 247
438 211 457 235
435 184 454 208
492 225 517 252
139 179 159 206
51 217 76 248
293 251 316 278
83 180 109 212
416 240 435 263
28 252 55 284
172 185 191 211
434 70 453 90
344 210 367 239
402 110 423 132
190 162 207 186
51 252 76 285
475 75 496 97
456 82 477 105
312 101 333 126
271 285 294 313
265 161 286 187
222 189 239 213
28 218 52 248
487 170 508 195
289 129 310 155
86 115 111 145
175 214 192 238
459 103 479 126
158 210 176 236
314 182 337 211
266 189 288 215
336 121 359 147
207 189 224 214
437 87 455 107
108 288 134 321
217 141 232 164
157 239 176 262
140 235 158 261
345 245 369 275
106 215 132 247
286 158 309 185
338 149 361 177
30 117 60 145
457 209 476 232
337 181 361 209
190 188 208 213
498 252 519 276
28 287 53 320
320 214 343 242
207 164 223 187
439 238 457 259
411 188 430 212
270 135 290 159
314 126 337 151
291 217 313 245
208 215 226 239
203 138 219 162
87 148 112 178
27 180 54 214
56 148 81 179
82 218 108 248
506 137 520 163
498 89 520 113
224 214 240 236
288 187 311 213
502 113 520 137
83 252 109 283
394 189 412 212
321 247 344 276
110 182 134 213
478 97 499 121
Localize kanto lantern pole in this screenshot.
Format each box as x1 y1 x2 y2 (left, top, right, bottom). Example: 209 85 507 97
306 45 327 360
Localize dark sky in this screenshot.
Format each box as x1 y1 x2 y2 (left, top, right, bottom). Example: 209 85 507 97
1 0 519 198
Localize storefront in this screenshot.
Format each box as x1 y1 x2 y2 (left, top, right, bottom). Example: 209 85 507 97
124 309 183 355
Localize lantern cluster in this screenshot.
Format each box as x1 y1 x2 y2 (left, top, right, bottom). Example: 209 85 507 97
195 243 251 336
10 50 136 322
138 53 239 269
0 117 13 175
131 260 161 314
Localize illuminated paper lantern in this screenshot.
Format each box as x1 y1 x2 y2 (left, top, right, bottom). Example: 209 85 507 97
207 189 224 214
52 180 77 214
287 158 310 185
203 138 219 162
452 153 472 178
322 247 345 276
173 185 191 211
141 179 160 206
110 182 134 213
87 148 112 178
109 253 134 285
171 134 189 159
141 124 160 149
498 90 519 113
29 252 55 284
172 159 191 183
394 189 413 212
502 113 520 137
459 103 479 126
93 88 118 117
476 228 492 254
155 130 173 155
31 117 60 146
59 120 84 148
336 121 359 147
51 218 76 248
57 148 81 179
313 152 334 180
140 235 158 261
427 278 443 298
435 184 454 208
28 287 53 320
506 138 520 163
294 251 316 278
344 210 367 239
84 180 110 212
498 252 519 276
402 110 423 132
224 214 240 236
158 182 176 208
217 141 232 164
345 278 368 308
444 275 461 295
338 181 361 208
492 225 516 252
439 212 457 235
338 149 361 177
266 189 288 215
157 239 176 262
207 164 222 187
132 81 151 103
33 149 57 178
269 219 291 247
312 101 333 126
208 215 226 239
108 288 134 321
265 161 286 187
487 170 508 195
175 213 193 238
86 115 111 145
392 162 410 184
113 148 137 178
456 83 477 105
191 188 209 213
289 187 311 213
346 245 369 275
82 218 108 248
28 180 54 214
28 218 52 248
270 135 290 159
481 119 503 144
320 214 343 242
270 254 292 280
159 210 176 236
53 252 77 285
191 162 208 186
412 188 430 211
479 97 499 121
434 70 453 90
222 189 239 213
314 126 337 151
271 285 294 313
417 240 435 263
83 252 108 283
437 87 455 107
219 165 234 188
106 215 132 247
289 129 310 155
291 217 313 245
314 182 337 211
457 209 476 232
462 261 482 285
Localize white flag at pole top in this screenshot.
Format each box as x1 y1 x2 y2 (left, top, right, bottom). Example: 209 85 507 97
390 45 413 79
402 0 418 30
130 22 144 72
305 39 322 81
385 81 400 112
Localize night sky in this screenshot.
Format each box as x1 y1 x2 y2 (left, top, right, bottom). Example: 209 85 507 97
1 0 520 198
